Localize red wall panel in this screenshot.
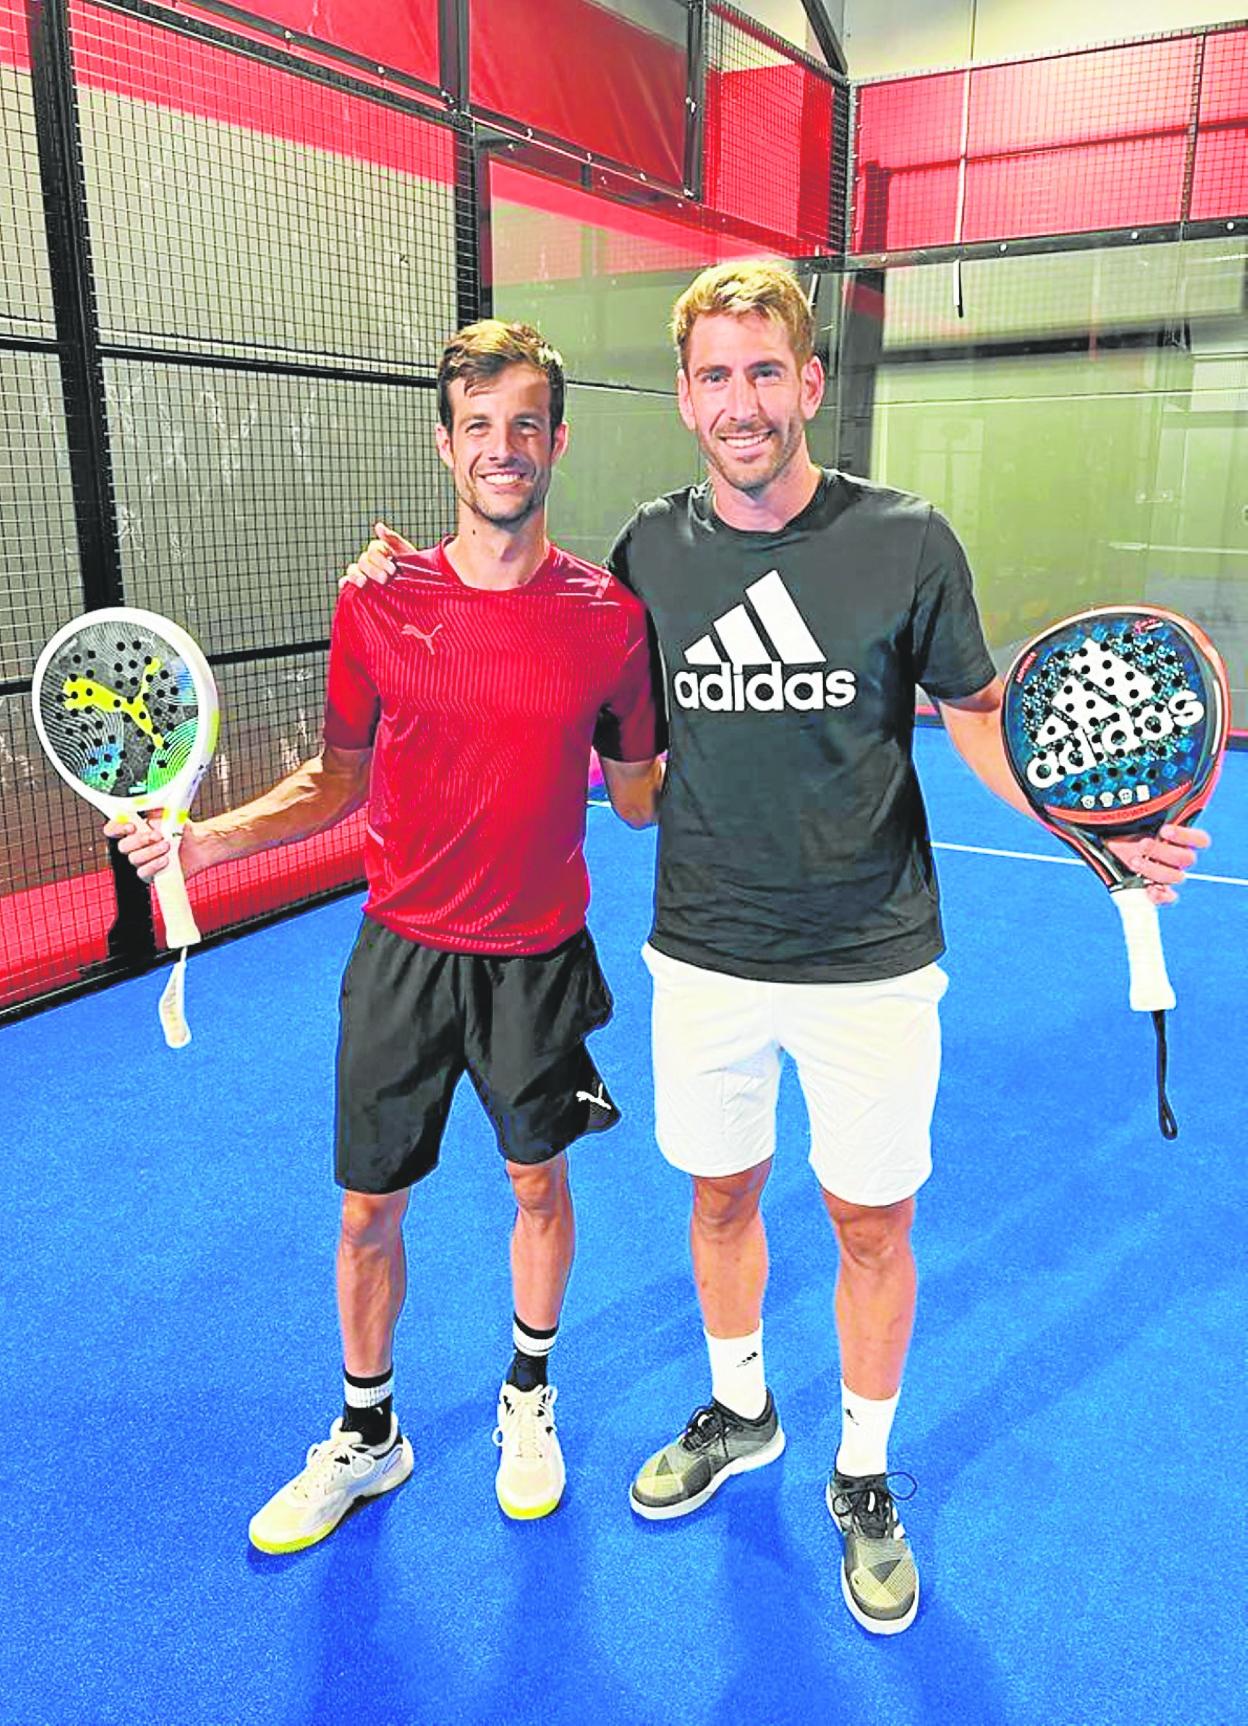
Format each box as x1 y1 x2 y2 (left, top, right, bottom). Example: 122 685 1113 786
852 71 964 251
61 1 454 181
1190 28 1248 223
470 0 686 187
173 0 439 86
962 39 1196 241
704 60 837 254
851 30 1241 255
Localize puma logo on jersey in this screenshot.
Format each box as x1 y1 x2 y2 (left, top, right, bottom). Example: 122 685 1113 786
402 623 443 654
673 570 857 713
576 1085 611 1111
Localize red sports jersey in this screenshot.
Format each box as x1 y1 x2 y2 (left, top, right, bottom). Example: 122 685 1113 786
323 541 660 953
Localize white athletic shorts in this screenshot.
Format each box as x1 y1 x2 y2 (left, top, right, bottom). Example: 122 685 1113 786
642 943 949 1207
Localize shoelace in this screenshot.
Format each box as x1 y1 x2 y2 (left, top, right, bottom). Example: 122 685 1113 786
681 1403 730 1453
830 1471 917 1539
494 1386 557 1460
292 1429 382 1501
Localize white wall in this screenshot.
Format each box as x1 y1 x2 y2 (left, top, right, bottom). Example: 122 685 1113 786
842 0 1246 79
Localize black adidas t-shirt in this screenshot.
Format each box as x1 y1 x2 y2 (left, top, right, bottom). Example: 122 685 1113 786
606 470 997 982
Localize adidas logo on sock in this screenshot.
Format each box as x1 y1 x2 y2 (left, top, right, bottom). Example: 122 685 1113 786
673 570 857 715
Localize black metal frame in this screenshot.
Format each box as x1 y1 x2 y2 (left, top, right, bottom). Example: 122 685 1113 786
26 0 155 962
683 0 706 200
800 0 847 76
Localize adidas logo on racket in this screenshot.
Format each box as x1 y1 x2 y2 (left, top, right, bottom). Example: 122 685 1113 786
673 571 857 714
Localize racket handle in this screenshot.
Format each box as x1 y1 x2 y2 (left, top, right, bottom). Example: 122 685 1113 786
152 829 202 950
1110 883 1175 1013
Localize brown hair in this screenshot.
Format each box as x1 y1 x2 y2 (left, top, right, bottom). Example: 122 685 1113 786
437 320 566 433
670 261 814 371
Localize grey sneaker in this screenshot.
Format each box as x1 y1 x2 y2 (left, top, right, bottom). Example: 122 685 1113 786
826 1471 919 1635
630 1393 785 1520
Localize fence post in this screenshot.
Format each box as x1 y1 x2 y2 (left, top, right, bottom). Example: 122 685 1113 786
26 0 156 961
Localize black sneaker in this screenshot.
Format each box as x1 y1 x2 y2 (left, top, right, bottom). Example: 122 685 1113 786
826 1470 919 1634
629 1393 785 1520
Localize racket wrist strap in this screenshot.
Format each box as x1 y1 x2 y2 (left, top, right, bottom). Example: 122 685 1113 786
1152 1010 1178 1141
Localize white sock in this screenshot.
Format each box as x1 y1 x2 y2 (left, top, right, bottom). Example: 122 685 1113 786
835 1382 900 1478
706 1326 767 1420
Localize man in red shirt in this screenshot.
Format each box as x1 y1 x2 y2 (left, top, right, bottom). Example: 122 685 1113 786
108 321 664 1551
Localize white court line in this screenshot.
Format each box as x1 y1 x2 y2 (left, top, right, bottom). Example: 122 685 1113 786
933 841 1248 887
587 806 1248 887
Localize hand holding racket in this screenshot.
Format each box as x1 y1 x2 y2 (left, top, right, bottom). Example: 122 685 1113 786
32 606 219 1047
1002 606 1229 1138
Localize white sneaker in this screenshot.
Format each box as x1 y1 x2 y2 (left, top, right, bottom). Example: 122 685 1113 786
493 1383 565 1520
248 1416 414 1554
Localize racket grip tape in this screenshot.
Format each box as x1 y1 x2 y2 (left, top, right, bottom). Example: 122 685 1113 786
1110 883 1176 1013
152 826 202 951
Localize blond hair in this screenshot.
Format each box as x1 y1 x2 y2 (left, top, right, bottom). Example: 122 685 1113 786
670 261 814 371
437 320 565 432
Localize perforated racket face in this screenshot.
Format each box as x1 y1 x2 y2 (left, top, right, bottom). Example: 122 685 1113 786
33 610 218 811
1003 608 1228 837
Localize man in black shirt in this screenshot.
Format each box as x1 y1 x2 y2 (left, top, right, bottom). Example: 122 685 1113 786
344 264 1206 1635
602 261 1204 1633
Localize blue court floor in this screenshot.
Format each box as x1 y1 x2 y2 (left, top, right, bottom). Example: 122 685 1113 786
2 730 1245 1726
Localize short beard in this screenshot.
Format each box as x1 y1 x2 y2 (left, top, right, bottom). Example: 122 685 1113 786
457 472 549 529
703 420 804 497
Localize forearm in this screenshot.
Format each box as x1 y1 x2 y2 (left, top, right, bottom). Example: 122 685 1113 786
942 714 1034 819
192 745 371 868
937 681 1037 824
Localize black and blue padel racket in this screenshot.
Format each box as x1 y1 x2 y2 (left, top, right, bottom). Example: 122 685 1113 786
32 606 219 1046
1002 606 1229 1138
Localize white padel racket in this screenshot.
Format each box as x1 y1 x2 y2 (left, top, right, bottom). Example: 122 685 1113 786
32 606 219 1046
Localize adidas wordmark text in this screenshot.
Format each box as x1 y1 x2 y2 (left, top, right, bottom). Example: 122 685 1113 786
673 663 857 712
673 569 856 713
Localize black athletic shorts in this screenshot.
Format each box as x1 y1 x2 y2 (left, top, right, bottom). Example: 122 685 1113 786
335 919 620 1193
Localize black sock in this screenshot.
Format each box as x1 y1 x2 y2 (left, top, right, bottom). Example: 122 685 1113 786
506 1315 557 1393
342 1365 394 1447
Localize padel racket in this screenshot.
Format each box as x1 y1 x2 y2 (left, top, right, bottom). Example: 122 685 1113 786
32 606 219 1046
1002 605 1229 1137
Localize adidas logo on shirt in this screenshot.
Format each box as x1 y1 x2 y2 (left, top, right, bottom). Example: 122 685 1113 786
672 570 857 714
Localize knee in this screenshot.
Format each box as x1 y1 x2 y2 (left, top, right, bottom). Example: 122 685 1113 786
829 1196 914 1272
693 1165 768 1234
507 1155 569 1223
340 1189 408 1254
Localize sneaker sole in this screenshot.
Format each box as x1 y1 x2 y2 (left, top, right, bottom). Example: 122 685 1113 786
629 1425 786 1521
495 1480 565 1521
248 1438 414 1555
825 1479 919 1636
495 1456 566 1521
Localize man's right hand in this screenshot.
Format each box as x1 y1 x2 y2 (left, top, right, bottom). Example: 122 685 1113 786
340 521 415 591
